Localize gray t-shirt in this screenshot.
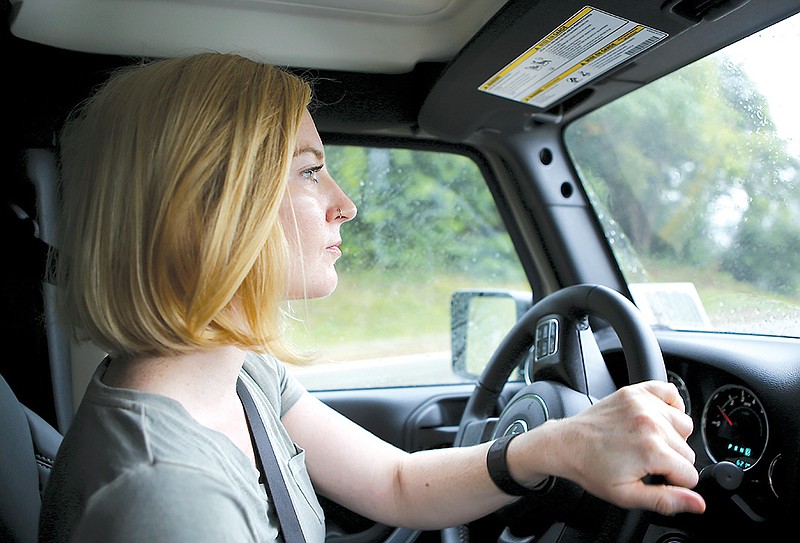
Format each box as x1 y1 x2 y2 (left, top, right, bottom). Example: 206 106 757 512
38 352 325 542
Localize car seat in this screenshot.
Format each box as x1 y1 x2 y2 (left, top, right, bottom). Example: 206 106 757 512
0 371 63 543
0 148 67 542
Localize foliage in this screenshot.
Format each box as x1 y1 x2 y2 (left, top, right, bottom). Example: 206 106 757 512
721 198 800 295
326 146 524 282
565 56 800 296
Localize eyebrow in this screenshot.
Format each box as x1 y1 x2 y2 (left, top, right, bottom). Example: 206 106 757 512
294 146 324 160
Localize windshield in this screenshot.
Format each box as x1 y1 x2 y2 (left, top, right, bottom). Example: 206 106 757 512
565 13 800 338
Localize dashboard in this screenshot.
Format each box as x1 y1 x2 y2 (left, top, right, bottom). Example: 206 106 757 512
598 329 800 538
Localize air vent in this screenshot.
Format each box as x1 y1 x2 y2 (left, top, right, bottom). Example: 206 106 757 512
663 0 750 23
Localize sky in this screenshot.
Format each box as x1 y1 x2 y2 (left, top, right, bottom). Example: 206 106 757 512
725 13 800 154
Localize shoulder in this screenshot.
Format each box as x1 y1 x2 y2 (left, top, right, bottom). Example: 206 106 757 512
242 351 285 384
242 351 307 416
72 462 262 542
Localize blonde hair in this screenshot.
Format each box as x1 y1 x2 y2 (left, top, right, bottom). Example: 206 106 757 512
53 53 312 360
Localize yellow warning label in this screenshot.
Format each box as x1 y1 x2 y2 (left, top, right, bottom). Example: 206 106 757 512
480 6 667 108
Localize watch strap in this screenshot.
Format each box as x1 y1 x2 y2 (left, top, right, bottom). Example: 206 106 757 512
486 433 535 496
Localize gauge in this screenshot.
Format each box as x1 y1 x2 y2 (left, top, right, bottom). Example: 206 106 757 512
768 454 784 499
701 384 768 471
667 371 691 415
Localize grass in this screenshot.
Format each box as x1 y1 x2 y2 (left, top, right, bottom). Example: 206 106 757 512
641 258 800 334
285 269 528 361
285 260 800 368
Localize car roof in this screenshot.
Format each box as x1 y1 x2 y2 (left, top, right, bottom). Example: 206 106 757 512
7 0 800 141
9 0 509 74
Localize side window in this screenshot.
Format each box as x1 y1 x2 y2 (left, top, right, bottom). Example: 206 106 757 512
286 145 529 390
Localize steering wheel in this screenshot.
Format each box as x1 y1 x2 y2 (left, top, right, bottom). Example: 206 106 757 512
444 284 667 543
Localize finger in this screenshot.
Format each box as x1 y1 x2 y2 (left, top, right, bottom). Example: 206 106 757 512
645 411 697 479
639 379 684 409
656 446 699 489
665 428 696 466
629 482 707 516
664 382 687 414
660 405 694 441
639 381 694 439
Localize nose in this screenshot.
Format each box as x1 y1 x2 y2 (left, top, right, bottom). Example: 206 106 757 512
327 184 357 223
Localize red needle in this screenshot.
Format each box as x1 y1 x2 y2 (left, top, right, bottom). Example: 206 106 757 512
717 405 733 426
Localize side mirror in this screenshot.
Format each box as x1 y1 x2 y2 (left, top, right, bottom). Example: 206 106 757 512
450 289 532 380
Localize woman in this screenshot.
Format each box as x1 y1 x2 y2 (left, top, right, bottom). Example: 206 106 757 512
39 53 705 542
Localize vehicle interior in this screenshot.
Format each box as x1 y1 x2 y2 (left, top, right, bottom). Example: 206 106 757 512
3 0 800 542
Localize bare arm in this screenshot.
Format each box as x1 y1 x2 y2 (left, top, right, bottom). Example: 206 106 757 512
282 393 518 529
282 380 706 530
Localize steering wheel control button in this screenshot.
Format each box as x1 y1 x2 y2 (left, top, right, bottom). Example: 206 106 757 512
535 318 559 360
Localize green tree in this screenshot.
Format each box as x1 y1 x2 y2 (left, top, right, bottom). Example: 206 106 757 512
565 55 800 292
722 197 800 294
327 146 523 281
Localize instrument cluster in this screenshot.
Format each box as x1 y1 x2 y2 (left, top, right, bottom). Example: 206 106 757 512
667 369 785 505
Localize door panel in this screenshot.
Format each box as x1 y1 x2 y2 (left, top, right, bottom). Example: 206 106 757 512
314 384 475 452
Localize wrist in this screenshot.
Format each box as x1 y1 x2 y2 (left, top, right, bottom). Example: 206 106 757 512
486 433 553 496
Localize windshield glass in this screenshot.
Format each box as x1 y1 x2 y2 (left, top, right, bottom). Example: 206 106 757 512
564 13 800 338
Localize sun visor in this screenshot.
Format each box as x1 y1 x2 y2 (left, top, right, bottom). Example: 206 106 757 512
419 1 699 142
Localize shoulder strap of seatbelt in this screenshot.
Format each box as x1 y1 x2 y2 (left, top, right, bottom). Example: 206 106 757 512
236 378 307 543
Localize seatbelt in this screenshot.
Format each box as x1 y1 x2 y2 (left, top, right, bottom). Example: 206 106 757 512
236 378 307 543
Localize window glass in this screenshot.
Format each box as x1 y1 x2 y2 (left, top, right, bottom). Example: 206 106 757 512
286 146 529 390
564 13 800 338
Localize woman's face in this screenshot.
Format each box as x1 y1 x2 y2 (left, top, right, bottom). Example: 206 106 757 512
280 111 357 299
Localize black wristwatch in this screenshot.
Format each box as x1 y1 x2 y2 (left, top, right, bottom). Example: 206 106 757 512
486 433 552 496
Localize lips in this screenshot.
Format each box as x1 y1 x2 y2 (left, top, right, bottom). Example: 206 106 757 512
326 240 342 256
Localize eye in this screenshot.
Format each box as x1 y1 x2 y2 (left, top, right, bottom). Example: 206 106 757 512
301 165 323 184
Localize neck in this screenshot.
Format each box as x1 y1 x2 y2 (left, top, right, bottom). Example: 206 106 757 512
103 346 248 426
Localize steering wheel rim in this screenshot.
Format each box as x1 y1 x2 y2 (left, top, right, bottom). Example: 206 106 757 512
447 284 667 542
457 284 665 440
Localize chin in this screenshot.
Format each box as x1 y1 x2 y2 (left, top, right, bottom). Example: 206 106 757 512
311 281 339 300
289 277 338 300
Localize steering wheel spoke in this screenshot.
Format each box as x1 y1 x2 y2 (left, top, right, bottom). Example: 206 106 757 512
527 313 617 399
458 417 499 447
